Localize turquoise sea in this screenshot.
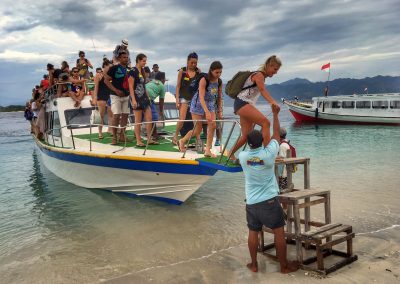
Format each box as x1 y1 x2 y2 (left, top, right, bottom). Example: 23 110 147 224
0 106 399 283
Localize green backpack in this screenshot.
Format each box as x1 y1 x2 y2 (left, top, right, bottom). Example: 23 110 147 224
225 71 257 98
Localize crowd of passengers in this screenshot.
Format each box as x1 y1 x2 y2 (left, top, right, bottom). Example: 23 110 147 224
26 39 283 160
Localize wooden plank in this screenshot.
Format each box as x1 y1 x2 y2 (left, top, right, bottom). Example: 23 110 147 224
293 204 303 263
301 223 342 237
274 157 310 165
315 225 352 240
298 197 326 209
321 233 355 250
304 159 310 189
279 189 330 200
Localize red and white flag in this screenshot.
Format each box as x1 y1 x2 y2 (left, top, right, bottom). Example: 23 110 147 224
321 62 330 71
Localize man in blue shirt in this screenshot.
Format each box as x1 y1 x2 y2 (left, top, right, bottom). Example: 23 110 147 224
239 104 299 273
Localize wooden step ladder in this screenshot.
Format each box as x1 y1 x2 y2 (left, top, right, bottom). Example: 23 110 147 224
299 223 358 274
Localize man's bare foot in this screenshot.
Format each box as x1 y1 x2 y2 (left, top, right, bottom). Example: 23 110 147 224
247 262 258 273
280 261 299 274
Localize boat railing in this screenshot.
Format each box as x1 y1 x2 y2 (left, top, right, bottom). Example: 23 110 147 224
44 118 242 165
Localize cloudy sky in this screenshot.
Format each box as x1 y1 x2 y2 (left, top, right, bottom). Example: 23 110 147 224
0 0 399 105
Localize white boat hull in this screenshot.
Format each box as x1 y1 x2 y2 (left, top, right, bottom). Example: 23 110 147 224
36 143 215 204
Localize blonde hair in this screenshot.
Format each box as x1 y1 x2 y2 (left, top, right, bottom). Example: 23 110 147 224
259 55 282 72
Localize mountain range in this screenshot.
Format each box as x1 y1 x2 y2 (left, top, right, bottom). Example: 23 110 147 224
166 75 400 106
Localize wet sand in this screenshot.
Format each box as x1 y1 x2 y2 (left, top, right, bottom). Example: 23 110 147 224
103 179 400 284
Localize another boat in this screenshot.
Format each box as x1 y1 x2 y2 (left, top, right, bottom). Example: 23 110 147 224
283 93 400 125
34 89 241 204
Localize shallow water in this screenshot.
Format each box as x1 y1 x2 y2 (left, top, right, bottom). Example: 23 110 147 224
0 108 399 283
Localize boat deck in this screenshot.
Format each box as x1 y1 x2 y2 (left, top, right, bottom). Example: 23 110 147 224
72 126 242 172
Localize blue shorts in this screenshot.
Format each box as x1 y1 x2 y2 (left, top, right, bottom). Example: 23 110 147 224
246 197 285 231
234 98 249 114
150 101 158 121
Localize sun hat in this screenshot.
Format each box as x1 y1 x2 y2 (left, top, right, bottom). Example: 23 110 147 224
121 39 129 46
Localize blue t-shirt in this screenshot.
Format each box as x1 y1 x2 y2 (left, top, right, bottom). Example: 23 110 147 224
238 139 280 205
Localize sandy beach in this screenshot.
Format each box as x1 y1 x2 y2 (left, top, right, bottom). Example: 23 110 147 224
104 185 400 284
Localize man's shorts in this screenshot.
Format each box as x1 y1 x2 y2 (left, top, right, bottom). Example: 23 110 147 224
246 197 285 232
150 101 158 121
110 95 130 115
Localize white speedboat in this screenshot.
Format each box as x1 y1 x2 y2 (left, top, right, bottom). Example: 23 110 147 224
34 90 241 204
283 93 400 125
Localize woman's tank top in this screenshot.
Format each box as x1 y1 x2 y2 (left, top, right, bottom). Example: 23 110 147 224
97 77 110 101
237 73 262 105
179 67 199 101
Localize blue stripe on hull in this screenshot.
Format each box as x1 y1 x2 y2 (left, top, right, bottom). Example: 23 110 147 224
113 191 183 205
38 144 217 176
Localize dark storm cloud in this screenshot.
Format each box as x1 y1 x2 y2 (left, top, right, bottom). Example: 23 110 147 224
3 20 41 33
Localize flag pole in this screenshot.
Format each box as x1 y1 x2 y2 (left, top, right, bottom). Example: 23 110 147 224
321 62 331 97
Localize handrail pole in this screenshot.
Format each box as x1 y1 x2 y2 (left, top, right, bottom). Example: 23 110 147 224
89 124 92 151
225 131 242 166
182 120 197 159
70 128 75 149
60 129 64 148
143 123 156 156
218 121 236 164
51 130 55 146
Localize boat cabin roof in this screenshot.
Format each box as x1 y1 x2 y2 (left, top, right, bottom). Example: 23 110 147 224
313 93 400 101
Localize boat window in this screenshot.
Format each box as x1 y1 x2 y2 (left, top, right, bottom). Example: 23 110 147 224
342 101 355 109
64 107 93 129
52 111 61 137
331 101 341 108
163 103 179 120
390 101 400 109
318 102 323 108
356 101 371 109
372 101 388 109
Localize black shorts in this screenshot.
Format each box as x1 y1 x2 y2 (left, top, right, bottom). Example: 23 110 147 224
246 197 285 232
233 98 249 114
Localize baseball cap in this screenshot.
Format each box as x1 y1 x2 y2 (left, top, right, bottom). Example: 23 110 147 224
247 130 263 149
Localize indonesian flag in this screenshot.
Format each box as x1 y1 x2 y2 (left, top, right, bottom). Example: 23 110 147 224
321 62 330 71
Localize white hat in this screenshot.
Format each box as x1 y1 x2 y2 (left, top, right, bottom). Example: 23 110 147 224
121 39 128 46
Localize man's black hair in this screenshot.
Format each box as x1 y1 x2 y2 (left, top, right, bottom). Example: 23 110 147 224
247 130 263 149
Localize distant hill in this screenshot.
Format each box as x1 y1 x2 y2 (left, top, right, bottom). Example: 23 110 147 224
0 105 24 112
221 75 400 106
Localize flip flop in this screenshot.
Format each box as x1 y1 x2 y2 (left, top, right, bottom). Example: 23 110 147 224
177 139 185 152
204 153 217 158
148 140 159 145
98 134 104 139
136 143 146 147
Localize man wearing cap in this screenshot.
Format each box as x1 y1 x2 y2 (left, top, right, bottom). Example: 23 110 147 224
145 72 166 139
149 64 160 81
112 39 131 66
238 104 299 274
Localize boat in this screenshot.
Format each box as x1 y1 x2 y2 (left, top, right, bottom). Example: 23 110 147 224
283 93 400 125
34 86 242 204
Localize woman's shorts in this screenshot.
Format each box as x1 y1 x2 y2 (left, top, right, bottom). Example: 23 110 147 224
234 98 249 114
246 197 285 232
179 97 190 104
